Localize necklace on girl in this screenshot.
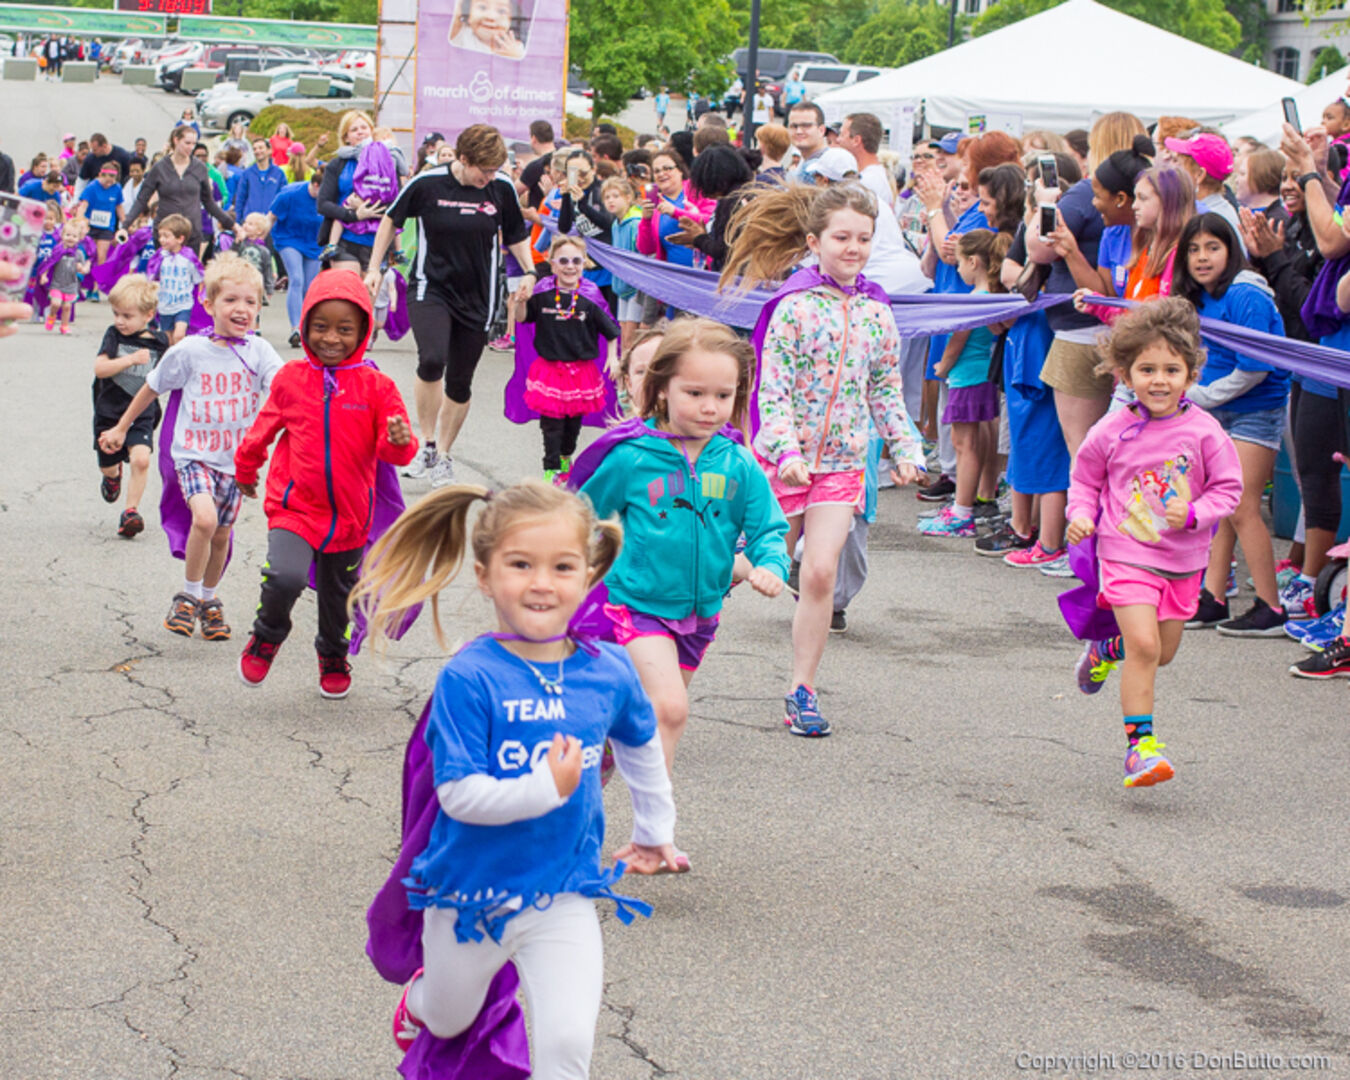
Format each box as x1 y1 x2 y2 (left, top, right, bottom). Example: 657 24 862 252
489 631 572 694
554 287 578 320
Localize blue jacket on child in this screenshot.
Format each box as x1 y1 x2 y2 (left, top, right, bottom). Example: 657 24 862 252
578 420 790 619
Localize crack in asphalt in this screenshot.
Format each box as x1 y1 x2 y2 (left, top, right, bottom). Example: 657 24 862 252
602 985 672 1078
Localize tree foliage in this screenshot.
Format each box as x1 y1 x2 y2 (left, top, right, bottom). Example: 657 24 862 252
1308 44 1346 82
840 1 953 66
972 0 1241 53
570 0 740 116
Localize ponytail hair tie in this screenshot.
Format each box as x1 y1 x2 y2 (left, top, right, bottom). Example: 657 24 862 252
482 488 494 503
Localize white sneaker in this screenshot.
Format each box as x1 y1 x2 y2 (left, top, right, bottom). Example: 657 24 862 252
428 454 456 488
403 444 436 479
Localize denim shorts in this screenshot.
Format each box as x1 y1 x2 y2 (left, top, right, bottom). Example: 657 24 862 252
1207 405 1284 451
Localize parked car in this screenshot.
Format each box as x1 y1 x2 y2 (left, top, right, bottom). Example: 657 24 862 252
336 50 374 71
731 47 840 114
199 71 363 131
776 62 886 113
195 63 332 112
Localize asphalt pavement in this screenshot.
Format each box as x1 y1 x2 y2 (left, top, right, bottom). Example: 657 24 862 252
1 77 1348 1080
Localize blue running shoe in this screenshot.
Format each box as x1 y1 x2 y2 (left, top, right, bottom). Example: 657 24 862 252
1075 639 1118 695
1226 560 1238 598
1279 576 1316 620
1285 604 1345 651
784 684 831 737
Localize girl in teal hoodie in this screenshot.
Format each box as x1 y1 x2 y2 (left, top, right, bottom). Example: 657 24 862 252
574 318 790 795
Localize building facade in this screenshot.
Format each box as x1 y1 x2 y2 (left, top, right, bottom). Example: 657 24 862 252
1266 0 1350 82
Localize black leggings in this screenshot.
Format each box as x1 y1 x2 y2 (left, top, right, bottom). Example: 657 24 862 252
540 415 583 470
251 528 362 657
1291 381 1349 531
408 292 491 404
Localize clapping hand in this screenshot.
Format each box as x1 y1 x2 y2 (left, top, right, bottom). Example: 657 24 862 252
1239 207 1287 257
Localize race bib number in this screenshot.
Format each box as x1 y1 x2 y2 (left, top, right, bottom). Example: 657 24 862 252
90 209 112 229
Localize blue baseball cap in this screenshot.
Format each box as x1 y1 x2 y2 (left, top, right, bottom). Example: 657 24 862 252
937 132 968 154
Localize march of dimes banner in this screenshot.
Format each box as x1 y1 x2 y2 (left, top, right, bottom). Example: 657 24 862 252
414 0 568 146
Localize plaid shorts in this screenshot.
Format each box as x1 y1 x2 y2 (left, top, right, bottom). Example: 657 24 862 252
175 460 242 527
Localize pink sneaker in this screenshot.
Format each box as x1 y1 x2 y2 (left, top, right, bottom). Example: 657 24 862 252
1003 540 1064 568
488 334 514 351
59 325 72 335
393 967 425 1052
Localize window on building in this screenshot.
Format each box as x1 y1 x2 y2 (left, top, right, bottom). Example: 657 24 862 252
965 0 982 13
1272 46 1300 79
1276 0 1301 12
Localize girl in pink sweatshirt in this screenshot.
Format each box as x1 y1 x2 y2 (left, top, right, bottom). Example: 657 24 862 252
1065 298 1242 789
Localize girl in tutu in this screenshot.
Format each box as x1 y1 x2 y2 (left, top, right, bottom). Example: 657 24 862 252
514 236 620 481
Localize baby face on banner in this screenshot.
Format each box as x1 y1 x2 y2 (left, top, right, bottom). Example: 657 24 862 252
449 0 528 59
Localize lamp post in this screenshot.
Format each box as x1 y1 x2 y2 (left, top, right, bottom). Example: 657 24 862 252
742 0 761 143
948 0 958 48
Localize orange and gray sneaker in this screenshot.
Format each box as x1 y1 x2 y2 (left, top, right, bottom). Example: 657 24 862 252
197 599 231 641
164 593 198 637
117 508 144 539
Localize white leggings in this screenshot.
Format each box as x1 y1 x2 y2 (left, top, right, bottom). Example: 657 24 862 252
410 893 604 1080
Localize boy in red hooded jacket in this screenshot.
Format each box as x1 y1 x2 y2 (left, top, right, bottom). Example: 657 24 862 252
235 270 418 698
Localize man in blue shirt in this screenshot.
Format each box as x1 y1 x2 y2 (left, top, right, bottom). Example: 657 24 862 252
653 86 669 125
231 137 287 220
782 71 806 113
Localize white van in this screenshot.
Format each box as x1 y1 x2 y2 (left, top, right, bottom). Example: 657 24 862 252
784 62 887 106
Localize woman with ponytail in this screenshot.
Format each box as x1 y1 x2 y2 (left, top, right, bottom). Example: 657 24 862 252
352 480 680 1076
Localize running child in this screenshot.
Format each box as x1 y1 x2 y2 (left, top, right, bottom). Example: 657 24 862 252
350 481 678 1076
574 318 789 775
75 161 123 271
98 253 285 641
92 273 169 539
234 213 275 305
612 322 664 415
36 219 89 334
234 271 417 698
148 214 202 344
921 228 1008 538
1066 299 1241 787
721 184 926 737
513 235 619 481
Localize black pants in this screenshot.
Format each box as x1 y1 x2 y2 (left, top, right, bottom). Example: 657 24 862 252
540 415 583 470
251 528 362 657
408 290 491 404
1291 382 1349 531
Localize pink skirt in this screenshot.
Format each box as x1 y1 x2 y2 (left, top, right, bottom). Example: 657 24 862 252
524 357 605 418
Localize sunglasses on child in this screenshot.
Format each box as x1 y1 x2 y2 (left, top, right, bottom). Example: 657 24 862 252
554 256 585 268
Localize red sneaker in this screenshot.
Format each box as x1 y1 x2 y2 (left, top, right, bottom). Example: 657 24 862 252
239 635 280 686
318 653 352 699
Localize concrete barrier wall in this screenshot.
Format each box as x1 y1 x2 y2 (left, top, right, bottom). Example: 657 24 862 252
62 62 98 84
297 75 331 96
2 58 38 80
180 69 219 93
237 71 274 92
122 66 157 86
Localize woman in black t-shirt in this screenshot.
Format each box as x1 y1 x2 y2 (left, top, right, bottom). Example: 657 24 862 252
366 124 535 487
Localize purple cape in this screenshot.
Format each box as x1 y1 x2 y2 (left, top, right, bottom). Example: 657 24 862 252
348 143 400 237
1056 534 1120 642
29 242 88 318
384 270 411 341
365 700 531 1080
146 247 212 334
89 226 153 294
503 276 621 428
1301 173 1350 339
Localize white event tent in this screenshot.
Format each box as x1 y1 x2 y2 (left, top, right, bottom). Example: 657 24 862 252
1222 67 1349 146
815 0 1301 133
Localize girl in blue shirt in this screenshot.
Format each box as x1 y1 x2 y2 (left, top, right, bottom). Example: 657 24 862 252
1171 212 1290 636
352 480 679 1076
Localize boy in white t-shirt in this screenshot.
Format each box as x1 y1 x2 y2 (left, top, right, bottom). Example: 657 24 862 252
98 253 284 642
150 213 204 345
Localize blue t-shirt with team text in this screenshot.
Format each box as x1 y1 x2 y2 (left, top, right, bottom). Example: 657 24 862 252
407 636 658 942
81 181 123 231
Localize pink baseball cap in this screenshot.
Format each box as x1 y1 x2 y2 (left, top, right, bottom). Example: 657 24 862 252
1164 133 1233 180
288 142 305 156
62 132 76 141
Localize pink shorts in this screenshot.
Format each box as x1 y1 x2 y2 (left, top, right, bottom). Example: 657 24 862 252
604 602 719 671
1098 560 1203 622
762 460 865 519
49 289 77 304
